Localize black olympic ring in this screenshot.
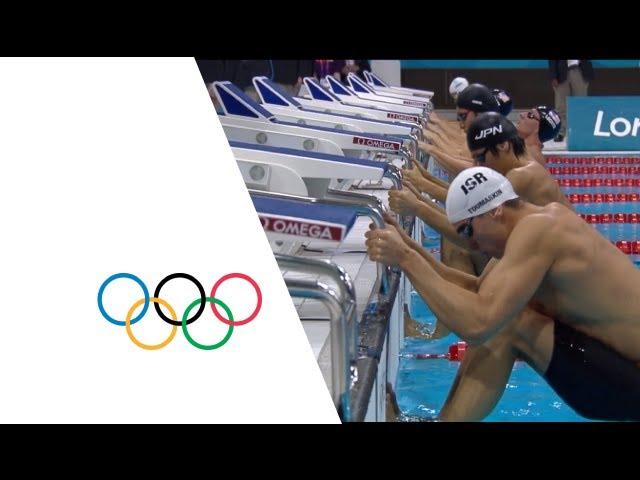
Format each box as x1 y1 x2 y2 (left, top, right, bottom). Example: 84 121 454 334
153 273 206 326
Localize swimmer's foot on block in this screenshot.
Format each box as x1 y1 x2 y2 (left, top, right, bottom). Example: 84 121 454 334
431 320 451 339
404 304 430 338
404 304 451 339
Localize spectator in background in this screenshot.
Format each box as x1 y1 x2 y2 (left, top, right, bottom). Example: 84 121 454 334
230 60 273 101
338 60 372 82
353 60 372 80
196 59 227 85
314 60 371 84
314 60 338 80
347 60 371 81
272 60 314 96
548 60 594 142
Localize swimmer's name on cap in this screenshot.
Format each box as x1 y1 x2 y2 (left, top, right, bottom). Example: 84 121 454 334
466 187 505 214
446 166 519 223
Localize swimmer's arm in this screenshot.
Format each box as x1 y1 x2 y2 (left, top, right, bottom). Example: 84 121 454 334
426 123 462 142
431 130 465 154
510 166 576 212
398 216 554 345
428 114 464 137
440 119 465 134
423 123 455 143
428 147 471 179
412 245 479 292
425 173 450 191
459 143 472 157
429 125 458 144
425 112 445 131
477 257 499 284
413 200 474 251
386 217 478 291
444 127 466 141
425 129 455 152
389 182 469 249
410 157 451 190
409 176 448 203
506 169 532 200
428 111 446 125
450 145 472 159
418 142 473 175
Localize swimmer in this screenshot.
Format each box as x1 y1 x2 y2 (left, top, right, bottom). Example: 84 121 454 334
368 167 640 421
450 76 469 102
391 113 573 253
421 87 560 176
516 106 562 166
420 83 501 176
424 77 471 136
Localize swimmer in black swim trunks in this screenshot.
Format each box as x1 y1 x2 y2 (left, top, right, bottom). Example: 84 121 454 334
367 166 640 421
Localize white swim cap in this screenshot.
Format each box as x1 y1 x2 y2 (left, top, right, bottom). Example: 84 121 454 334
449 77 469 97
446 167 519 224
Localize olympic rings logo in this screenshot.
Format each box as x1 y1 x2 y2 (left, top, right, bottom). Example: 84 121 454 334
97 272 262 351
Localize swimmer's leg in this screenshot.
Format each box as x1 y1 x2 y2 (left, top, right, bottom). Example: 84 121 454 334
438 308 554 421
438 328 517 421
438 306 640 421
430 239 476 338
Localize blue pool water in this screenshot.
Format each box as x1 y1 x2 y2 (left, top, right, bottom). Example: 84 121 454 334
396 160 640 421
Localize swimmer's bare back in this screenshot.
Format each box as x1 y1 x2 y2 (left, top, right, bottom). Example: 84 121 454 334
498 202 640 364
507 160 573 209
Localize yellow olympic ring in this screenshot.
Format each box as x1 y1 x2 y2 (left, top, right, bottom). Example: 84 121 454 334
125 297 178 351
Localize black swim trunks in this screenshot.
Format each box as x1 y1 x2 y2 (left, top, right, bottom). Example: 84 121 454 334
544 320 640 421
